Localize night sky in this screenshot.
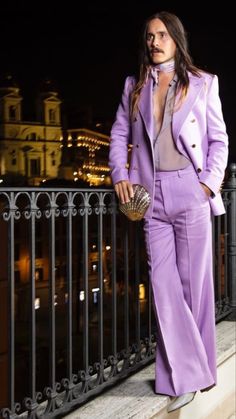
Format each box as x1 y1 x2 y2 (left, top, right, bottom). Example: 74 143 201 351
0 1 235 161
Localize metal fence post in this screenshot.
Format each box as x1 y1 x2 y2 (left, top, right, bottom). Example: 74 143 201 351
226 162 236 317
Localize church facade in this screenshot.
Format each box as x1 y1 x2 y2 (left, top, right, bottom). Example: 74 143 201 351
0 76 62 185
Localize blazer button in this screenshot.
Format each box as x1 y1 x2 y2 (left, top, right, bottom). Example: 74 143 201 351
197 168 202 173
191 144 196 148
190 119 196 123
136 144 139 148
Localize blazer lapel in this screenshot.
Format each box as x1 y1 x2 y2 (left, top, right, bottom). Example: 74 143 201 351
172 74 205 140
138 74 205 145
138 78 154 144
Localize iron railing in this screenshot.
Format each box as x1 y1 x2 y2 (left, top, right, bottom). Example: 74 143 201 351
0 162 235 418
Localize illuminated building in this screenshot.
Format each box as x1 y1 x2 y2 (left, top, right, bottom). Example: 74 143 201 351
0 75 62 185
59 128 112 186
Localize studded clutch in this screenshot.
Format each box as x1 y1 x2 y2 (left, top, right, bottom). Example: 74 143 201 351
119 184 151 221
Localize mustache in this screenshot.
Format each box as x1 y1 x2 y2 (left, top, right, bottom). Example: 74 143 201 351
151 48 164 53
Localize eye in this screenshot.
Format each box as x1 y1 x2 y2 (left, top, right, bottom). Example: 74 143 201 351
146 33 154 41
160 32 169 39
160 32 166 38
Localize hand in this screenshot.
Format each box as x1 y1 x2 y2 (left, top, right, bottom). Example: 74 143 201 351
219 180 224 193
200 182 212 197
114 180 134 204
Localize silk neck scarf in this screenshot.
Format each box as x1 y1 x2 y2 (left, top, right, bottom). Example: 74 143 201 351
150 58 175 84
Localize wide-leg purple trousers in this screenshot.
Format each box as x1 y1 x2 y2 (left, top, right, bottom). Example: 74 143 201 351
143 165 217 396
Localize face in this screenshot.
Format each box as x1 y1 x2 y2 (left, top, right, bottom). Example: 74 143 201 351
146 18 176 64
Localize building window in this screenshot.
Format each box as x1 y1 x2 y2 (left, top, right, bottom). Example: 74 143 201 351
49 109 56 124
9 105 16 121
26 133 37 140
12 158 17 165
30 158 41 176
51 151 56 166
35 268 43 281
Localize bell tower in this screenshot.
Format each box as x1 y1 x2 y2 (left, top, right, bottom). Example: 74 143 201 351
0 74 22 124
36 79 61 126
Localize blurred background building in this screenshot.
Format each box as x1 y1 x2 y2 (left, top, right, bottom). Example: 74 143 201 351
0 75 62 186
0 75 111 187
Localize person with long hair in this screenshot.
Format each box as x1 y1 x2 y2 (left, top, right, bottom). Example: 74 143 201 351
108 11 228 413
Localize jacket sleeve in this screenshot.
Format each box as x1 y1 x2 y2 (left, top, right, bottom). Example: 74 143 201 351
198 75 229 195
108 76 134 185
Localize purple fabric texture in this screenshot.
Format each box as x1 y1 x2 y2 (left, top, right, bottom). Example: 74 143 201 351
143 166 216 396
109 72 228 216
108 70 228 397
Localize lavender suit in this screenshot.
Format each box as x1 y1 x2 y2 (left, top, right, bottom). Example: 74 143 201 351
109 72 228 396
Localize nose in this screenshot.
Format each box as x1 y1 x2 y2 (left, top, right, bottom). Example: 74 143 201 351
152 34 160 47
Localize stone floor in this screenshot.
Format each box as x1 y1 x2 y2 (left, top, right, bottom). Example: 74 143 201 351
64 320 236 419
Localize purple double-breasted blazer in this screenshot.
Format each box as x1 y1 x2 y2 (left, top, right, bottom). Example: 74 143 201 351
109 72 228 217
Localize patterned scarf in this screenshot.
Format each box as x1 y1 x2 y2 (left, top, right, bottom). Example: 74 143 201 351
150 58 175 84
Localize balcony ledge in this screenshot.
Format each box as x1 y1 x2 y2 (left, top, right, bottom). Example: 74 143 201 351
65 320 236 419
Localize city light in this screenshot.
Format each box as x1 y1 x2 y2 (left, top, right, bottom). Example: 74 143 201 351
79 291 85 301
92 287 100 304
92 264 97 272
35 298 40 310
139 284 146 300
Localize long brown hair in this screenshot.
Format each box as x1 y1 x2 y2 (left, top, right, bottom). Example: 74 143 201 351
131 11 201 118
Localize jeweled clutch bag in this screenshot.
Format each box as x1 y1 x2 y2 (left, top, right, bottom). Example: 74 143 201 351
119 184 151 221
